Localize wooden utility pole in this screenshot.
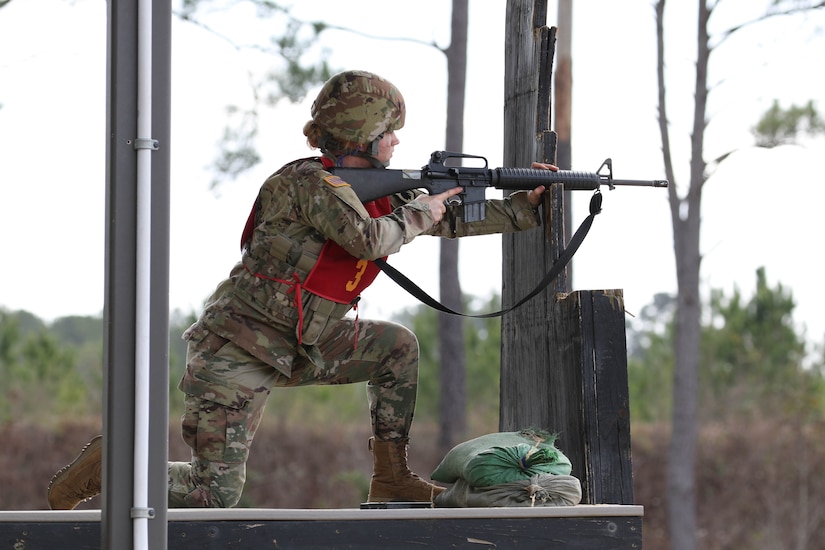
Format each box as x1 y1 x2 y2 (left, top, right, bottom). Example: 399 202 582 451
500 0 634 506
555 0 573 286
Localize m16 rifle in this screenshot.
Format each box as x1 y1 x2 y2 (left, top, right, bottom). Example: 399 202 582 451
334 150 668 222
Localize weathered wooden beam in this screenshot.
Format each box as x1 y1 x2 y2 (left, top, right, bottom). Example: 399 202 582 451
501 289 634 505
0 507 644 549
501 0 635 507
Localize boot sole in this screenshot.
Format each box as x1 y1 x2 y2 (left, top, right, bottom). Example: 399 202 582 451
47 435 103 509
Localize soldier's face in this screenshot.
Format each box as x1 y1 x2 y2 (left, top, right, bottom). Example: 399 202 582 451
375 131 399 166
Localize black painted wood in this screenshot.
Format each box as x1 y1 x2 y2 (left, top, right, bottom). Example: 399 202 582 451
1 515 642 549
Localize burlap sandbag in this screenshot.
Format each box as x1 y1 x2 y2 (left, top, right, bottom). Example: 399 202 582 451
431 429 572 487
433 474 582 508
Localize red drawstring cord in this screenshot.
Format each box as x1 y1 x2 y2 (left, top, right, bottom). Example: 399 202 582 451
243 266 360 349
244 266 306 344
290 273 305 345
352 302 359 349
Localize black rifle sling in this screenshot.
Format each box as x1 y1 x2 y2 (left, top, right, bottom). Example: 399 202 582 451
373 191 603 318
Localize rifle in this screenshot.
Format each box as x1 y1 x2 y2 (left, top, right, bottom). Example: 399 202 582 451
334 150 668 222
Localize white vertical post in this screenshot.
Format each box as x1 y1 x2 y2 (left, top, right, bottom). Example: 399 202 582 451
133 0 154 546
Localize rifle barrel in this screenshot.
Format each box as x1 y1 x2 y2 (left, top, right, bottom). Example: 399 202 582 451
611 179 669 187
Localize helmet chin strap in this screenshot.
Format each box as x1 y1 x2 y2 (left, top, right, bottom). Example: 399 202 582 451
348 136 387 168
356 153 387 169
322 134 387 169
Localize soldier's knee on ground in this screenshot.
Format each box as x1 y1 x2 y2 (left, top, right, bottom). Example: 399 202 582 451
180 483 243 508
168 461 245 509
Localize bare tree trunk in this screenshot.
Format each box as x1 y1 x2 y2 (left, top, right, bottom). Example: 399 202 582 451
437 0 468 453
656 1 709 549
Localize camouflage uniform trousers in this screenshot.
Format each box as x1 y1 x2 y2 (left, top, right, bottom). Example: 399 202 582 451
167 315 419 508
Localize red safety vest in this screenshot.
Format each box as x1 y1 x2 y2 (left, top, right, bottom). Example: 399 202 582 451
240 158 391 342
301 197 391 304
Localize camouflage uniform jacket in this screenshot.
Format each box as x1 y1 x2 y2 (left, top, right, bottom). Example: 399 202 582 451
186 157 541 378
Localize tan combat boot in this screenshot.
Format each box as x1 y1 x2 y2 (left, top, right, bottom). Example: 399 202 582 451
367 437 445 503
47 435 103 510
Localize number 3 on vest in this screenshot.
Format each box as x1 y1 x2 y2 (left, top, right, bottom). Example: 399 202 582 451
346 259 369 292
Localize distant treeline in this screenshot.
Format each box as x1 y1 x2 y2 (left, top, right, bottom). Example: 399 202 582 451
2 266 823 426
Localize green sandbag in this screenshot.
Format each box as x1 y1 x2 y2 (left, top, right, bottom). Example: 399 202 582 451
431 429 572 487
433 474 582 508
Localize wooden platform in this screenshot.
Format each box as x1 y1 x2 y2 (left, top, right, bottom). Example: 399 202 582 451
1 505 642 548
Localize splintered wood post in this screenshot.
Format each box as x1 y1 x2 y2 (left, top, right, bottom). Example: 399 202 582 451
501 0 634 505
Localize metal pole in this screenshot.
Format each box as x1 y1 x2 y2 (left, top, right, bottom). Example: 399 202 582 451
133 0 154 546
103 0 138 546
148 0 172 547
104 1 170 547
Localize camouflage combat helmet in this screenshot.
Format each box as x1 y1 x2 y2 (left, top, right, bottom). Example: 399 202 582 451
310 70 405 156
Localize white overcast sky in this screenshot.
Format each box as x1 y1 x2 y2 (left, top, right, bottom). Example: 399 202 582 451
1 0 823 344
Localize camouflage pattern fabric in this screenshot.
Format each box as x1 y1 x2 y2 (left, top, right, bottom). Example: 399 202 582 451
167 156 541 507
200 157 540 380
168 316 419 508
311 70 406 145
